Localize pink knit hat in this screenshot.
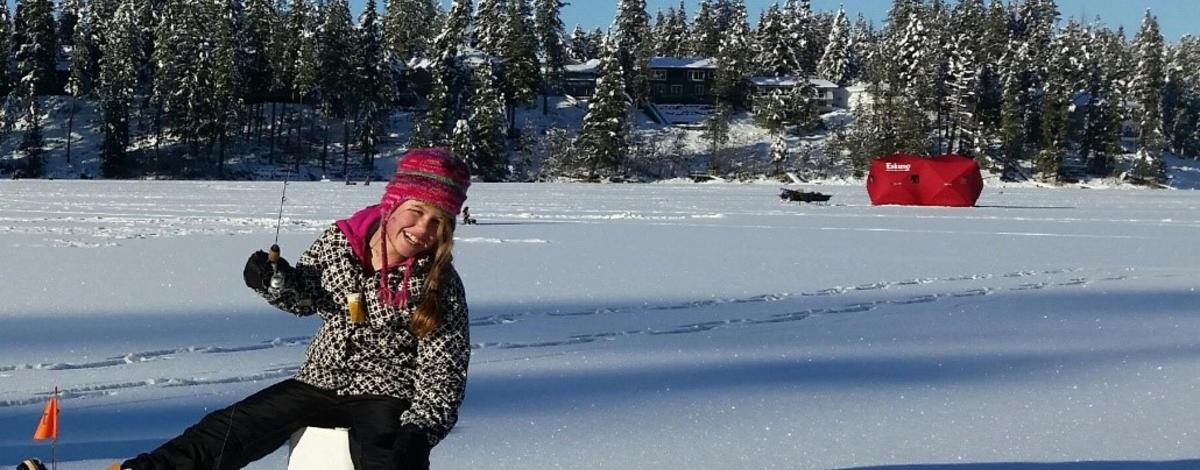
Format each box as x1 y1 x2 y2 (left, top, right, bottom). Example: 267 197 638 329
374 148 470 307
380 148 471 218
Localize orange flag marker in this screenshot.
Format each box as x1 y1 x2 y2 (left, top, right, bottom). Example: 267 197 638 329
33 388 59 441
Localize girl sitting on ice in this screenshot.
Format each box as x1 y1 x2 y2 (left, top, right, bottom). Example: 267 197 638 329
112 148 472 470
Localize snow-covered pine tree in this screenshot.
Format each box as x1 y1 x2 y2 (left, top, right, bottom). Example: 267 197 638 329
782 0 820 76
702 101 731 173
657 1 686 57
264 0 299 162
586 27 604 59
753 87 788 132
575 34 629 179
62 0 94 165
1080 25 1124 176
612 0 651 106
753 4 792 77
1035 27 1078 182
474 0 506 56
13 0 56 95
895 10 933 115
999 38 1032 175
0 4 16 101
1129 9 1167 183
940 32 977 156
432 0 472 59
1013 0 1060 160
940 0 987 156
809 9 833 70
151 0 187 153
926 3 955 154
568 24 589 61
850 0 926 159
846 14 873 85
356 0 392 170
412 0 472 149
316 0 355 173
973 0 1008 138
888 8 935 153
242 0 277 141
450 118 473 162
10 0 52 176
1164 36 1200 158
534 0 567 112
816 7 850 86
317 0 355 119
769 131 787 175
408 60 452 148
18 96 44 175
671 2 690 56
1161 39 1187 157
1180 40 1200 158
787 77 817 130
84 0 117 93
690 0 719 58
1058 21 1092 161
58 0 81 48
830 98 881 174
277 0 311 103
289 0 319 154
131 0 156 101
98 0 138 177
499 0 540 110
651 9 668 56
1110 25 1135 124
713 0 751 108
467 60 508 180
383 0 439 60
205 0 242 175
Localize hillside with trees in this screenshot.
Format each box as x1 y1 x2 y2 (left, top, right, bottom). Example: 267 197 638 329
0 0 1197 187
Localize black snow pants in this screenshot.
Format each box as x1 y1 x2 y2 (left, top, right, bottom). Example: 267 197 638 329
120 379 430 470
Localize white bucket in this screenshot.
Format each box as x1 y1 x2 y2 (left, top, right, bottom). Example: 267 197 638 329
287 427 355 470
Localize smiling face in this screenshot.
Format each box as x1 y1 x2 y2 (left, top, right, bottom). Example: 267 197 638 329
380 199 449 262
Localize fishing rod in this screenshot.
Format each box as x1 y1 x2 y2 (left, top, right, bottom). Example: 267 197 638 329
268 164 292 291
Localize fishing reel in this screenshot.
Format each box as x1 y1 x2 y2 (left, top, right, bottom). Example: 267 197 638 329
268 244 286 292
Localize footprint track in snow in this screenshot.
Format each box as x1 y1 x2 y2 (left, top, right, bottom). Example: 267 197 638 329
470 268 1081 328
4 269 1125 407
468 268 1118 351
0 366 300 408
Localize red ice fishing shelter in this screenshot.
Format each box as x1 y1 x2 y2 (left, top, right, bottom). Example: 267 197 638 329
866 154 984 207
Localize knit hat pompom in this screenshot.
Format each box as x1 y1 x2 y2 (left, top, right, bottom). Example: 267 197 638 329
380 148 471 218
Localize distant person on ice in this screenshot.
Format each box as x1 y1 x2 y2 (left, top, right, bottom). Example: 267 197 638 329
111 149 472 470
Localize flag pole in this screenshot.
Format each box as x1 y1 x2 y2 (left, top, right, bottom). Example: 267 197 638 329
33 386 61 470
51 387 57 470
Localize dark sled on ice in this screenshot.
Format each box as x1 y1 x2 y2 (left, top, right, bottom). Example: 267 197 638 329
779 188 832 204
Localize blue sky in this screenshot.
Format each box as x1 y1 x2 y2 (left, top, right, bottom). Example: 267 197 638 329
567 1 1197 40
372 0 1198 43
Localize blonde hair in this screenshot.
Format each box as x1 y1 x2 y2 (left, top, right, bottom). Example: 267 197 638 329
409 206 455 338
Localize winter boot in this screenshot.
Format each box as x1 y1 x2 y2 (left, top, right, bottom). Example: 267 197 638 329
16 459 47 470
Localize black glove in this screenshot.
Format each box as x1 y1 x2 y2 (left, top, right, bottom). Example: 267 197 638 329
243 250 291 291
391 425 432 470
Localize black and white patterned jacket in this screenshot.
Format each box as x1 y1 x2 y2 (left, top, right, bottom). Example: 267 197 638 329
256 224 470 446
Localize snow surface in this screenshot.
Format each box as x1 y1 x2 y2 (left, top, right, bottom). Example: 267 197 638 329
1 181 1199 469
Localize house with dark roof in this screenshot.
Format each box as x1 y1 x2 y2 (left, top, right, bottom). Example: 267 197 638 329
748 76 839 112
648 57 718 105
560 57 850 116
563 59 601 98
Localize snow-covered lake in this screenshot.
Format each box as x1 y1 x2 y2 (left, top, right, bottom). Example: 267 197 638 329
1 181 1198 469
